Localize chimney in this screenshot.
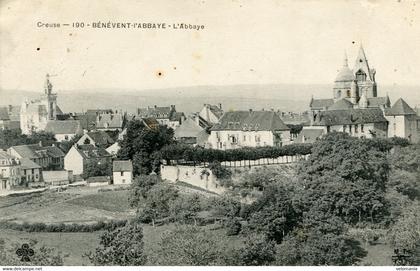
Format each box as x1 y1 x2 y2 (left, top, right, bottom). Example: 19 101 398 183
249 109 253 113
154 105 157 109
218 103 222 110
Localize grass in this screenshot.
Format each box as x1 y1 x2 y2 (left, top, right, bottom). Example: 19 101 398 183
66 190 132 212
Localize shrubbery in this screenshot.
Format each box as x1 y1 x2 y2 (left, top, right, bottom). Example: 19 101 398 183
0 219 127 232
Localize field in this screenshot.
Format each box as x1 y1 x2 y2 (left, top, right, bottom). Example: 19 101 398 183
0 183 395 266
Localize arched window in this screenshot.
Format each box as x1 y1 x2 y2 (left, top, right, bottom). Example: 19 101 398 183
337 90 342 98
346 89 351 97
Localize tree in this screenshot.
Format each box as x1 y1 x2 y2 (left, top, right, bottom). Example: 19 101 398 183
88 223 147 266
137 183 179 226
389 201 420 253
82 158 112 179
234 234 276 265
388 170 420 200
0 129 56 150
129 174 162 207
170 193 202 225
149 225 232 265
117 119 175 175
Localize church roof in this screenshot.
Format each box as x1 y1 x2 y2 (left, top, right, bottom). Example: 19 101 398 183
353 45 374 81
335 67 355 82
312 108 387 126
45 120 83 135
328 99 354 110
310 98 334 109
174 118 203 138
385 98 416 116
367 96 391 108
211 110 289 131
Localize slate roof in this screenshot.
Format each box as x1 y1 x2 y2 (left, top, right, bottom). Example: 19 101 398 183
367 96 391 108
45 120 83 135
207 104 224 118
86 131 115 146
10 144 65 159
73 113 97 130
335 66 354 82
113 160 133 172
328 99 354 110
385 98 416 116
20 158 41 169
75 144 111 159
310 98 334 109
96 113 124 129
312 108 387 126
0 150 15 160
296 129 324 143
170 112 186 122
137 106 174 119
211 111 290 131
174 118 203 138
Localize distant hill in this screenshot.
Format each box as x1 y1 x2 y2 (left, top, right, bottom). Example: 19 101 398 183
1 84 419 114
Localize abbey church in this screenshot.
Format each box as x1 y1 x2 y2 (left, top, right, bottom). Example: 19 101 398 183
304 45 420 143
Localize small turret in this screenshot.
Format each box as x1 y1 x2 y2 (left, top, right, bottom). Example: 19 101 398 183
44 73 53 95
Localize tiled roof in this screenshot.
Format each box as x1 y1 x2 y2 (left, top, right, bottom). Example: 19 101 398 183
211 110 290 131
141 117 159 130
45 120 83 135
137 106 174 119
367 96 391 108
10 144 64 159
75 144 111 159
0 150 15 160
174 118 203 138
328 99 354 110
86 131 115 146
312 108 387 126
96 113 124 129
296 129 324 143
385 98 416 116
310 98 334 109
20 158 41 169
207 104 224 118
113 160 133 172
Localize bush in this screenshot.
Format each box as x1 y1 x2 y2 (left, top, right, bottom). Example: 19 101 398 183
0 220 127 232
225 217 242 236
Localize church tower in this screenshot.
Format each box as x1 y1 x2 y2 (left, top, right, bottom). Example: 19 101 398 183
353 45 377 98
333 52 356 102
43 74 57 120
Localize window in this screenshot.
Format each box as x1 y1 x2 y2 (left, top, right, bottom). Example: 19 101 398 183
361 124 364 133
32 169 34 174
393 123 396 133
121 171 124 176
346 89 351 97
243 135 246 142
349 125 352 133
355 124 358 133
343 125 347 132
65 135 69 140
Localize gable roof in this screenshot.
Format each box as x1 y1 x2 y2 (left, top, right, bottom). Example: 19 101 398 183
45 120 83 135
296 129 324 143
137 105 174 119
10 144 65 159
312 108 387 126
206 104 224 118
367 96 391 108
170 112 185 122
86 131 115 146
113 160 133 172
328 99 354 110
73 144 111 159
174 118 203 138
385 98 416 116
96 113 124 129
211 111 289 131
20 158 41 169
310 98 334 109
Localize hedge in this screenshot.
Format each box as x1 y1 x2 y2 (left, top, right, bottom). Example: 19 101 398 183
0 219 127 232
157 143 313 165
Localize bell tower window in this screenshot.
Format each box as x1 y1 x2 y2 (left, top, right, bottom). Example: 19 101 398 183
356 70 366 81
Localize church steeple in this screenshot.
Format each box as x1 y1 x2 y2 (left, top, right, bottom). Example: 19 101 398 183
44 73 53 95
342 51 349 67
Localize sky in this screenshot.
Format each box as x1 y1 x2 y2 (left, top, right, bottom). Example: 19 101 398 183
0 0 419 93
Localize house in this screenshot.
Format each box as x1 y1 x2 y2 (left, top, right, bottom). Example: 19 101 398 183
64 144 111 176
77 130 115 148
112 160 133 185
310 108 388 138
196 104 224 128
106 142 120 156
20 158 43 187
95 111 126 131
44 120 83 142
174 118 205 145
8 143 65 170
0 150 21 191
208 110 291 150
137 105 185 129
385 98 420 143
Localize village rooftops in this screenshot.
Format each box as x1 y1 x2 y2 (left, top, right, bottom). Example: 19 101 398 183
137 105 176 119
211 110 290 131
84 131 115 146
312 108 387 126
10 144 65 159
74 144 111 159
309 98 334 109
45 120 83 135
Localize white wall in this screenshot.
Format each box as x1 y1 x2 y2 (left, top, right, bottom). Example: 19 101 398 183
160 165 226 194
113 171 132 185
64 146 84 175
